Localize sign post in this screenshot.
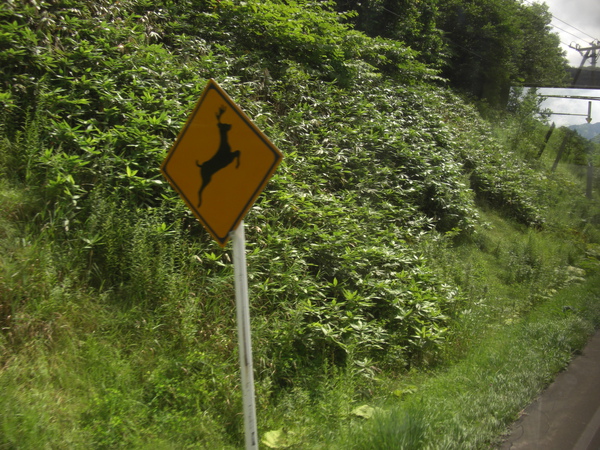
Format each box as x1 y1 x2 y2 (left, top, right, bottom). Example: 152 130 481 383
160 79 283 449
231 220 258 449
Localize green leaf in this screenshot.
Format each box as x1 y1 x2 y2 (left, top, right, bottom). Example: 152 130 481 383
262 429 299 448
351 404 376 419
126 166 138 177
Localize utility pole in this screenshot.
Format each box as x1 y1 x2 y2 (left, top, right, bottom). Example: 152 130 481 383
570 40 600 87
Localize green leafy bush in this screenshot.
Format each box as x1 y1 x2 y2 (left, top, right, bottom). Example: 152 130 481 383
0 0 598 448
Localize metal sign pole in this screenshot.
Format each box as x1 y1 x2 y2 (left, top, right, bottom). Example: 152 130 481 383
231 220 259 449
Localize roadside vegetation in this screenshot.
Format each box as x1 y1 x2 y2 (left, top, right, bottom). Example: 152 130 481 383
1 0 599 448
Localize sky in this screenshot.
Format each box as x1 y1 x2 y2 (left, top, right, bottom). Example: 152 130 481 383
540 0 600 67
531 0 600 127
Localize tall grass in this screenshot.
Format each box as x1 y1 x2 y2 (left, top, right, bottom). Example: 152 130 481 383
339 273 600 449
1 96 599 449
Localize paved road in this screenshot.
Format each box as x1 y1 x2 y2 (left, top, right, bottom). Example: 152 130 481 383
500 331 600 449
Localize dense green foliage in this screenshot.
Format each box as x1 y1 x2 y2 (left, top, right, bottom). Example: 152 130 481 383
0 0 599 448
333 0 570 104
333 0 444 65
343 272 600 449
437 0 570 104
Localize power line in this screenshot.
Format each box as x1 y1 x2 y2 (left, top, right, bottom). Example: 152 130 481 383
551 15 599 42
523 0 600 44
551 22 589 44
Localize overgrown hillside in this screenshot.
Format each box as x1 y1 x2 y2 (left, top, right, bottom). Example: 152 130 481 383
1 1 599 448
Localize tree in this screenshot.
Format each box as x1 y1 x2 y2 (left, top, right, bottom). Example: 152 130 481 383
333 0 445 67
437 0 569 106
334 0 569 106
514 2 570 87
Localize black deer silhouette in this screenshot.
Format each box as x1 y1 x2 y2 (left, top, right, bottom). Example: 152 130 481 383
196 106 240 207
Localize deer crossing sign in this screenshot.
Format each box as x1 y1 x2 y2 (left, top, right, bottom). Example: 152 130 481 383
161 79 283 246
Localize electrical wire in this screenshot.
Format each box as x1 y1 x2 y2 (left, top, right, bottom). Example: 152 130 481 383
522 0 600 45
551 22 590 44
551 15 599 42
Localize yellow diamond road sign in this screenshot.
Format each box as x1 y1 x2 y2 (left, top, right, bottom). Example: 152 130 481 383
161 79 283 246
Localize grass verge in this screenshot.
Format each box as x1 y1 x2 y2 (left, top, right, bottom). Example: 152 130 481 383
338 272 600 449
